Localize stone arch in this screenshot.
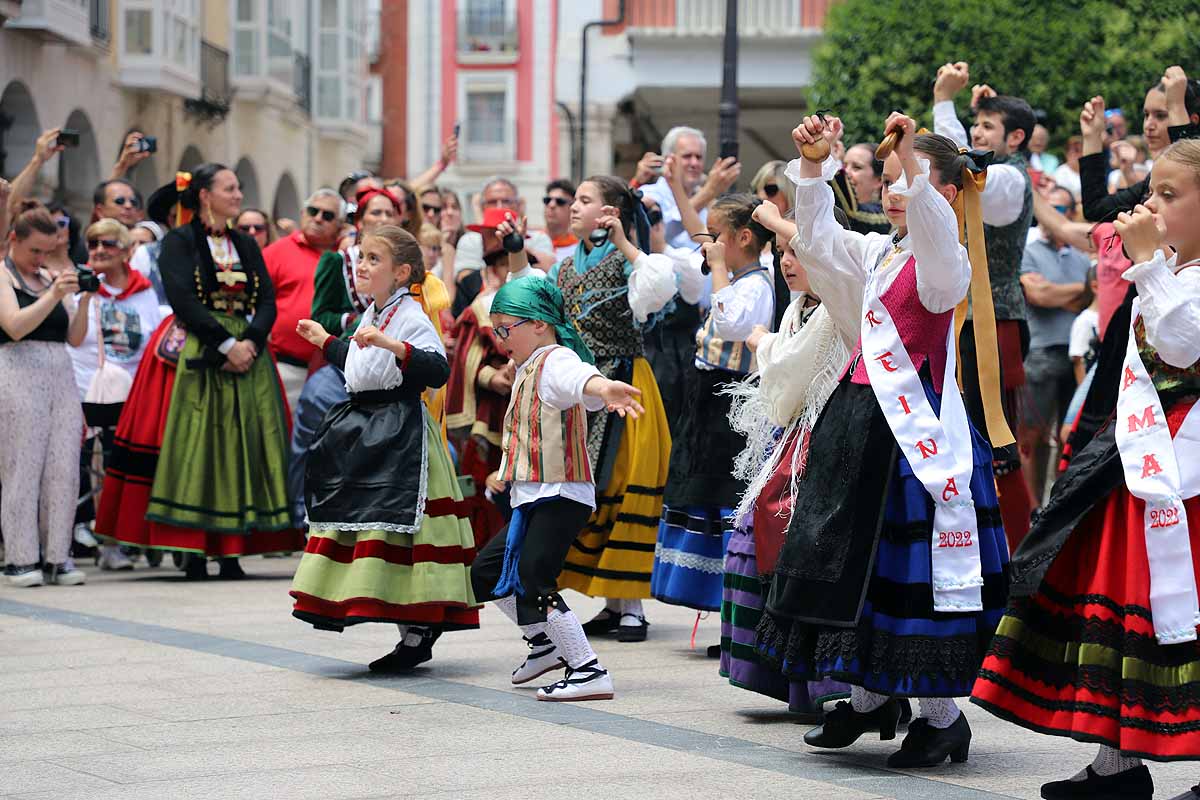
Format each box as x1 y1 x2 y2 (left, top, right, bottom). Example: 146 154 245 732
234 157 261 209
272 171 300 223
57 108 101 221
178 145 205 173
0 80 41 179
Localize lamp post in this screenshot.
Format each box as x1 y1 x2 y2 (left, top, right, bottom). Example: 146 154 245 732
717 0 739 168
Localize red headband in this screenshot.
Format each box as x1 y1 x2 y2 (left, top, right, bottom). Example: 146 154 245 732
355 186 404 220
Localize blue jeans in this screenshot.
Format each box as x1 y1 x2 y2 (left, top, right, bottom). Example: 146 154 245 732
288 364 349 525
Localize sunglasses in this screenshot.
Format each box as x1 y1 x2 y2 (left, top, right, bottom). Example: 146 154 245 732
87 238 121 250
543 196 570 207
762 184 780 198
238 223 268 233
56 217 70 229
112 196 141 208
1053 204 1074 215
424 204 444 213
493 319 531 340
306 205 338 222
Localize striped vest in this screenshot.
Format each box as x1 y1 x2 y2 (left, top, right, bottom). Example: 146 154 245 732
498 347 593 484
694 267 772 375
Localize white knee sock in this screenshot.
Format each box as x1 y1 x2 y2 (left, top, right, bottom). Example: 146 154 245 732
917 697 961 729
545 608 600 669
495 595 546 636
1076 745 1142 779
850 686 889 713
619 598 644 617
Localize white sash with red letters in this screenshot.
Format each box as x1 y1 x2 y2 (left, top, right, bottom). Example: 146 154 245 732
860 261 983 613
1115 296 1200 644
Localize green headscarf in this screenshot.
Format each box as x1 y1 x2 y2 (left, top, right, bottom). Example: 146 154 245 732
491 276 594 365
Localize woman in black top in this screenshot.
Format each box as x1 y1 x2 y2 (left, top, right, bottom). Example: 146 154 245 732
0 205 90 587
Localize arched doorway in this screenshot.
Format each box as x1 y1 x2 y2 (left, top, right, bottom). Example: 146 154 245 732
178 145 205 173
273 171 300 224
0 81 41 179
234 157 261 209
57 109 100 221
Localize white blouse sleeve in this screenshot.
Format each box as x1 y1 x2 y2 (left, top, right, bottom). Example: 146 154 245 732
1124 251 1200 367
538 347 606 412
664 245 705 306
786 156 879 339
891 158 972 314
978 164 1027 227
710 275 774 341
933 101 969 149
626 252 678 323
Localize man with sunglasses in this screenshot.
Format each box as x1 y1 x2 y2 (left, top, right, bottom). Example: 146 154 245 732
72 179 146 264
262 188 346 408
543 179 577 261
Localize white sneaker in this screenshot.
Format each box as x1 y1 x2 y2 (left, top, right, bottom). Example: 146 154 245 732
512 633 566 685
98 546 134 571
4 566 43 588
536 659 614 702
73 523 99 548
45 560 86 586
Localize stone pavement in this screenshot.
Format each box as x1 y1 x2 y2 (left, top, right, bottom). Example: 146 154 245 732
0 556 1196 799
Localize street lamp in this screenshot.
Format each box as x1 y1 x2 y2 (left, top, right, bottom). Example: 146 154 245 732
717 0 739 169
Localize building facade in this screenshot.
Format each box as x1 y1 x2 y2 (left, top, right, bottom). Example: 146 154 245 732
1 0 374 224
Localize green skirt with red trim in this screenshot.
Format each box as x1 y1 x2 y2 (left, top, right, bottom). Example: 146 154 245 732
290 409 480 631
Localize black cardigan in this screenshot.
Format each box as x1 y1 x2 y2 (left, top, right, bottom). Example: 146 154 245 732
1080 123 1200 223
160 218 276 365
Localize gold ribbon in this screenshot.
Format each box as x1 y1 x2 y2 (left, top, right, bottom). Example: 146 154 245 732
951 158 1014 448
411 273 452 444
174 172 193 228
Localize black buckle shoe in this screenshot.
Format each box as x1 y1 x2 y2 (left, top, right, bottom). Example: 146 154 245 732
617 614 649 642
886 714 971 768
184 554 208 581
804 699 901 748
1040 765 1153 800
218 558 246 580
581 608 621 636
368 627 440 673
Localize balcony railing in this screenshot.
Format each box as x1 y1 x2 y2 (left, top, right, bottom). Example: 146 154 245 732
89 0 108 42
624 0 829 36
294 52 312 114
184 40 231 122
457 3 518 57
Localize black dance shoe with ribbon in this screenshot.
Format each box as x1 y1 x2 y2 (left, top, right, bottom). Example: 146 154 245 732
803 699 901 748
886 714 972 768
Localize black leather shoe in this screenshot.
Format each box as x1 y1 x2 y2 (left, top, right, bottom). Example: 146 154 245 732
886 715 971 768
617 614 649 642
217 558 246 580
582 608 621 636
184 555 208 580
804 699 900 748
1040 765 1153 800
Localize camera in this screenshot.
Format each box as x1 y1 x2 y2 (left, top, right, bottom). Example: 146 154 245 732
76 266 101 293
57 129 80 148
135 135 157 154
588 228 610 247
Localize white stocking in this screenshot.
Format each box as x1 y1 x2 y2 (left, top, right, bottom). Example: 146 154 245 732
545 608 599 669
850 686 888 713
495 595 545 636
917 697 961 729
1073 745 1142 780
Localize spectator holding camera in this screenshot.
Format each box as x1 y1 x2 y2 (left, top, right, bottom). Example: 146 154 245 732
0 204 91 587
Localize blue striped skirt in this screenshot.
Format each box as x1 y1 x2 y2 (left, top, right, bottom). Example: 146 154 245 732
651 505 732 612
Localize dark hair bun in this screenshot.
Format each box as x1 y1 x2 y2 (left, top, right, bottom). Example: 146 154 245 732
179 162 229 211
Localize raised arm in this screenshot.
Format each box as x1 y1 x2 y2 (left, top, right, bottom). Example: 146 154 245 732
931 61 972 149
1116 206 1200 367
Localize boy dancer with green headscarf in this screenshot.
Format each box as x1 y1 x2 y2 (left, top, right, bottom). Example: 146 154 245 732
469 275 643 701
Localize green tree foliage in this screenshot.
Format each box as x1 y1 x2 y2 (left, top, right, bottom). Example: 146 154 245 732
810 0 1200 148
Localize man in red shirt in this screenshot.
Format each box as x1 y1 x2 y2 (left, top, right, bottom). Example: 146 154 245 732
262 188 345 407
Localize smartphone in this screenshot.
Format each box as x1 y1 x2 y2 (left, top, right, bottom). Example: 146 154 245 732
453 121 461 139
57 129 80 148
136 135 158 153
719 139 739 161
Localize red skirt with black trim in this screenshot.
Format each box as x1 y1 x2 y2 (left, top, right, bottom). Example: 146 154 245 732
972 398 1200 760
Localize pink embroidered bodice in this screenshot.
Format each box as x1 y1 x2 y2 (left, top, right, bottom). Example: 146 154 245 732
842 256 954 390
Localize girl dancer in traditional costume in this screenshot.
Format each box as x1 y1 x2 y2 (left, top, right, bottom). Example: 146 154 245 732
651 192 776 619
549 176 677 643
972 140 1200 800
290 225 477 672
470 273 643 701
719 200 854 711
757 113 1009 767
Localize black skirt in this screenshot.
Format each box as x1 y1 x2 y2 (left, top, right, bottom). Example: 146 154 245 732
305 387 426 531
663 365 748 509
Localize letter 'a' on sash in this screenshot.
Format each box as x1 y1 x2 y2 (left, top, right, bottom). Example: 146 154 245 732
1116 297 1200 644
860 264 983 612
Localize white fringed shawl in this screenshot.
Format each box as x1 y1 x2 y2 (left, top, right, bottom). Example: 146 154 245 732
725 294 853 528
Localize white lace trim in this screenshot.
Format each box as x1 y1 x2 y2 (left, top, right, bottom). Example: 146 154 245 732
654 543 725 575
306 406 430 535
